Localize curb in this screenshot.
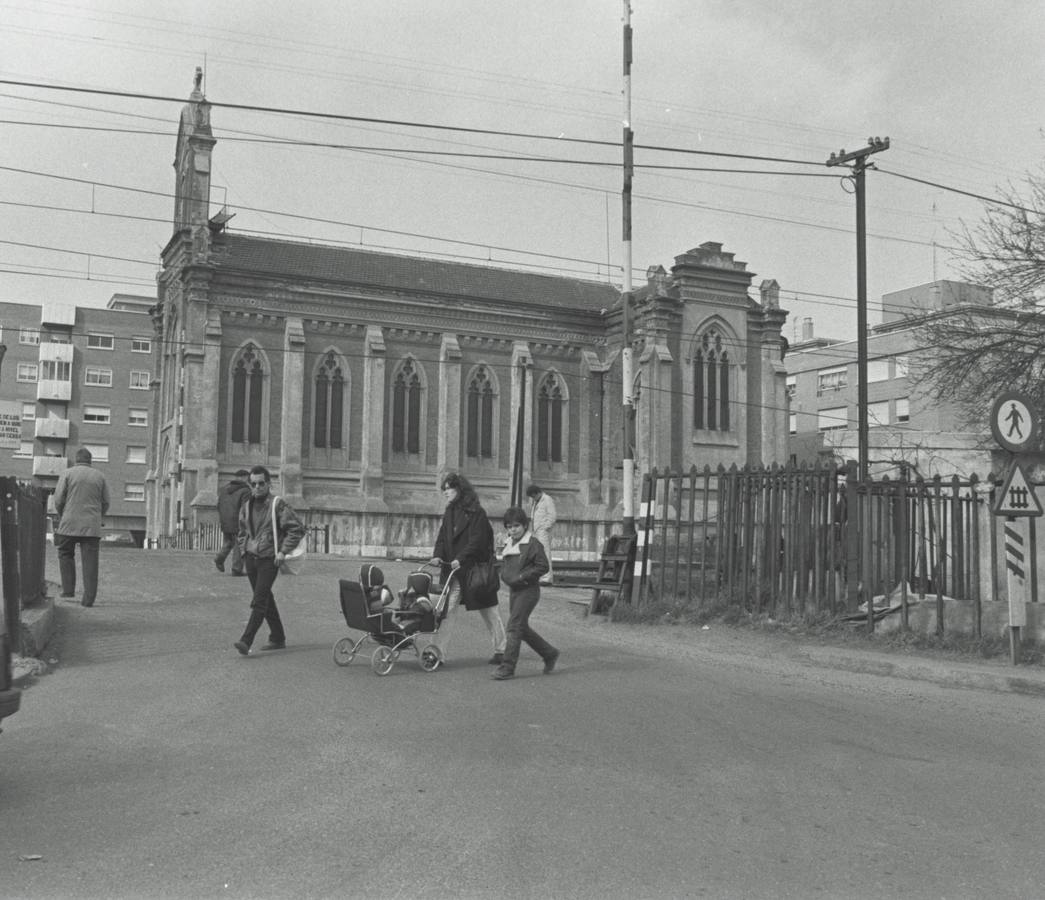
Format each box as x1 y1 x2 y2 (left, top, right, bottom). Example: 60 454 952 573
17 598 56 660
13 580 61 670
792 649 1045 698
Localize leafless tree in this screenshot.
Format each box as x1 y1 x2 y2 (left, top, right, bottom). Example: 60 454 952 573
912 171 1045 434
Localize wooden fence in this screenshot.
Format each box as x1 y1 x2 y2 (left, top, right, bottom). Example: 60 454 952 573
638 462 1000 629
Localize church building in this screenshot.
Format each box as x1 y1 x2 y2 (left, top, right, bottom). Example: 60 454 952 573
147 76 790 556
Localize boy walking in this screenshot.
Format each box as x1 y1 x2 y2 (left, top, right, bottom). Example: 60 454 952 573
492 506 559 680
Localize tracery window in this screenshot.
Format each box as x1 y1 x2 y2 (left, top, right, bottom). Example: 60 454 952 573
536 373 564 464
693 329 731 432
231 342 265 444
391 358 422 454
313 351 346 449
466 365 496 460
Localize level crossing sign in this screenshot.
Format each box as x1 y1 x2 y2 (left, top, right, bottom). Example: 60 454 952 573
993 462 1043 517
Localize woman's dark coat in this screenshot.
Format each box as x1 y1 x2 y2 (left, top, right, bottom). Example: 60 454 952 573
433 499 498 610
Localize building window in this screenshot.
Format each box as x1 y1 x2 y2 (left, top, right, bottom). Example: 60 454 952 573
131 337 152 353
85 366 113 387
816 366 848 396
896 398 910 423
12 441 32 458
785 376 796 400
129 408 148 427
40 359 71 382
129 371 151 390
312 351 345 450
391 358 422 455
867 359 889 383
231 343 265 444
868 401 890 426
894 357 910 378
87 333 115 350
693 329 731 431
789 413 797 435
818 407 848 431
83 405 111 425
466 365 496 460
19 328 39 345
21 402 35 421
16 363 37 383
536 372 564 463
124 483 146 502
126 446 147 464
82 443 109 462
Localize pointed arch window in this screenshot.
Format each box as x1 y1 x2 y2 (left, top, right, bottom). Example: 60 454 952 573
466 365 496 460
313 351 345 449
693 329 731 432
392 358 422 454
536 374 564 463
231 343 264 444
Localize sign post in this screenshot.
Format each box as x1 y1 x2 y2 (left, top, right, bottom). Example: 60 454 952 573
989 392 1041 665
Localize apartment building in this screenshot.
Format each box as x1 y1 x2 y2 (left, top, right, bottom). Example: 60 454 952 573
785 281 995 478
0 295 155 540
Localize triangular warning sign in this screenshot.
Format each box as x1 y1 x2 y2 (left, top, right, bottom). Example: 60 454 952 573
994 463 1043 517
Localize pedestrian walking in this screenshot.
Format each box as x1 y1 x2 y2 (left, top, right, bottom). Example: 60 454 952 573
214 469 250 576
526 483 557 585
232 465 305 656
492 506 559 680
429 472 507 665
53 447 110 607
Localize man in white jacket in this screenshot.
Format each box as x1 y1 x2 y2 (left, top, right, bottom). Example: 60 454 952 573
526 484 557 585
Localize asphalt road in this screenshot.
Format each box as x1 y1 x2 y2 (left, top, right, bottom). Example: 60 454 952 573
2 548 1043 900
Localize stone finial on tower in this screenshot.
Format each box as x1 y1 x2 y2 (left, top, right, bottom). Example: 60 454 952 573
759 279 780 309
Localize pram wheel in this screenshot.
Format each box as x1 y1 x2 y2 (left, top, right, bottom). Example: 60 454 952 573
420 645 442 672
371 645 396 676
332 637 356 667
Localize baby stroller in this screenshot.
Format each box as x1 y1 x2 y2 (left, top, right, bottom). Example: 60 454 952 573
333 564 455 676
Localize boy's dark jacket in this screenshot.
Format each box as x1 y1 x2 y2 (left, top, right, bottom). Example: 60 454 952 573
499 534 549 590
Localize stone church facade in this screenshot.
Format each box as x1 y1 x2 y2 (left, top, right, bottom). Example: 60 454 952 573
146 78 789 557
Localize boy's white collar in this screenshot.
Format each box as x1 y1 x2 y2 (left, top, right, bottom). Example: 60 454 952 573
501 530 533 556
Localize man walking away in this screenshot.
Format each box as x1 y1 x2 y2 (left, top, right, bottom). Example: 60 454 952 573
53 447 110 607
215 469 250 575
526 484 557 585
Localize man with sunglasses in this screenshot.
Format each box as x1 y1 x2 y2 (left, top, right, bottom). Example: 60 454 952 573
232 465 305 656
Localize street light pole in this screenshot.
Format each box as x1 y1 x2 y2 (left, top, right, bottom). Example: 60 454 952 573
826 137 889 480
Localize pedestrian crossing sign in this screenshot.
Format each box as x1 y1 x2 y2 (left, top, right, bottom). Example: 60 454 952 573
994 462 1043 517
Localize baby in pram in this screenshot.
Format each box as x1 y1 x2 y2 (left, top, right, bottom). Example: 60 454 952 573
359 564 437 640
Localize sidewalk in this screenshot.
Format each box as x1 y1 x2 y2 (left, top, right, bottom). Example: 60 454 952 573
12 547 1045 699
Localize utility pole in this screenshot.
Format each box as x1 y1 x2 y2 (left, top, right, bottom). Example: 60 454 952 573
621 0 635 535
826 136 889 480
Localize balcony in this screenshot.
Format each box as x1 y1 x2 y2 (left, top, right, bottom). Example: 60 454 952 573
36 379 71 402
35 417 70 439
33 455 68 478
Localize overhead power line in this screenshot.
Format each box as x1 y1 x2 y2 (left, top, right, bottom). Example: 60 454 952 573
0 77 828 166
875 166 1038 213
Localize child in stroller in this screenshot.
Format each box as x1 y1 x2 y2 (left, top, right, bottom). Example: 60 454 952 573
334 564 453 675
359 564 406 644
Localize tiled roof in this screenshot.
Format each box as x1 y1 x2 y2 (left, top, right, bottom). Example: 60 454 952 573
212 234 620 312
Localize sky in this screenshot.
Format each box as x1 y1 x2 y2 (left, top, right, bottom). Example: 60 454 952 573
1 0 1044 345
